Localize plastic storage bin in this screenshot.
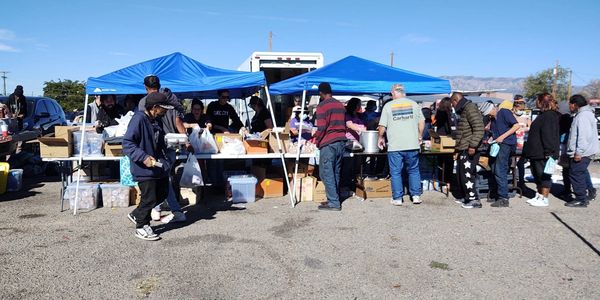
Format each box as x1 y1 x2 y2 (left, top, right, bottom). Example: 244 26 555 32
6 169 23 192
228 175 257 203
73 131 104 156
100 183 130 208
63 183 99 211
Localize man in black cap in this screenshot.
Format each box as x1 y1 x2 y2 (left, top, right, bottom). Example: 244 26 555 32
123 91 173 241
8 85 28 130
313 82 347 211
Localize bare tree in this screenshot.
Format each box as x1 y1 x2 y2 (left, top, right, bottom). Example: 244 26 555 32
581 79 600 99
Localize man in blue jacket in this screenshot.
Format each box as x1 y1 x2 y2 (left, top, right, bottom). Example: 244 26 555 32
124 92 173 241
565 94 599 207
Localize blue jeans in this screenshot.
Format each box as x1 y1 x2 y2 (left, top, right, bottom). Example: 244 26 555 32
387 150 421 200
570 157 592 202
490 143 514 200
154 149 182 212
319 141 345 208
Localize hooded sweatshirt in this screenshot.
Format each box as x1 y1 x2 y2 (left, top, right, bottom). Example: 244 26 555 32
567 105 599 158
122 110 171 182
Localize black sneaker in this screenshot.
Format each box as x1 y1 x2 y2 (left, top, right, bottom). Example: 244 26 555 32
490 199 509 208
461 200 482 209
318 204 341 211
564 200 588 208
587 188 597 201
127 213 138 225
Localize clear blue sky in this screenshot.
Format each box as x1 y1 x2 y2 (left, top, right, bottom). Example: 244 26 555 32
1 0 599 96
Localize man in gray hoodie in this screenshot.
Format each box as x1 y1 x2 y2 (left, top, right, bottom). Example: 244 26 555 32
566 94 599 207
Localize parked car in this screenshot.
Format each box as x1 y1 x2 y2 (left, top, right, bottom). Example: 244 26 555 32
0 96 67 134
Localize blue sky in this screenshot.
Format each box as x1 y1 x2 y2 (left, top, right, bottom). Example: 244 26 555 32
1 0 599 96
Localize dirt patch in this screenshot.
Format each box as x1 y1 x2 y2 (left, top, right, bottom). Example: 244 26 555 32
269 217 313 238
18 214 46 219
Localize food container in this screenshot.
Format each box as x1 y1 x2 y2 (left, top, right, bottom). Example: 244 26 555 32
360 130 380 153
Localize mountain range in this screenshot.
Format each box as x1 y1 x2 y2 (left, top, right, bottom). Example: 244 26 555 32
440 76 525 94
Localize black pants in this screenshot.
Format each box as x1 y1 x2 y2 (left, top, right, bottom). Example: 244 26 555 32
530 159 552 189
456 150 480 201
569 157 591 202
132 179 169 228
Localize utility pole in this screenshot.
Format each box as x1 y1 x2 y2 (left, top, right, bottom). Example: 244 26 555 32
0 71 8 96
268 31 272 52
551 60 559 100
567 69 573 101
390 51 394 67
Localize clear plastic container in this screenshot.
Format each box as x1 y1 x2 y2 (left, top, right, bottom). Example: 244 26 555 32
228 175 257 203
72 131 104 156
6 169 23 192
72 131 83 155
64 183 99 211
100 183 130 208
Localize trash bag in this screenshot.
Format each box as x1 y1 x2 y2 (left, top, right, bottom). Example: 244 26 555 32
179 154 204 188
190 127 218 154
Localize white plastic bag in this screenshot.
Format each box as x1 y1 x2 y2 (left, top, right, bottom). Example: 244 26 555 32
115 111 134 137
180 154 204 188
190 127 218 154
544 157 556 175
220 137 246 155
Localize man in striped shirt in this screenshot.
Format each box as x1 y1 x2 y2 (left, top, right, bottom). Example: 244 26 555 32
313 82 347 211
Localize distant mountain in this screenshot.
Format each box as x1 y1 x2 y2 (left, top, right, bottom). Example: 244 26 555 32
441 76 525 94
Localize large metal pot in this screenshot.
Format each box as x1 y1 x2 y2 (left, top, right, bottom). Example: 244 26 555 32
360 130 380 153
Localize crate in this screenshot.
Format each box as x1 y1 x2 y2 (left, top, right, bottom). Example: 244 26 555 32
100 183 130 208
228 175 257 203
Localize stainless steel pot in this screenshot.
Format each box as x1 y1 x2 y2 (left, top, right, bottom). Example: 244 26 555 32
360 130 380 153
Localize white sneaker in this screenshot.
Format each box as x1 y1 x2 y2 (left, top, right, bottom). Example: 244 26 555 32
526 193 541 205
454 198 465 204
412 196 422 204
151 208 161 221
135 225 160 241
530 197 549 207
391 198 403 206
160 211 187 224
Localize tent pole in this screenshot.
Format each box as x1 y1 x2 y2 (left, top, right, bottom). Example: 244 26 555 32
73 94 90 215
291 88 307 206
264 85 295 207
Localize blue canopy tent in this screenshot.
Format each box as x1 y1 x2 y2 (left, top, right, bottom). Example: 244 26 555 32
269 56 450 205
86 52 266 98
71 53 294 213
269 55 451 95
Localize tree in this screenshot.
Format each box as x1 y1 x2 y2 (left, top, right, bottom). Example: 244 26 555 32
522 66 569 101
43 79 86 112
581 79 600 99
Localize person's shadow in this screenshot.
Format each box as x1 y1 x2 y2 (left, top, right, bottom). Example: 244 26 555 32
152 188 246 235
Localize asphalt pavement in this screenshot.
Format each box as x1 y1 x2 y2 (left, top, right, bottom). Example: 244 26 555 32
1 172 600 299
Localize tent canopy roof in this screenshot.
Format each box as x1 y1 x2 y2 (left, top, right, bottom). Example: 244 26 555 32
269 55 451 95
86 52 265 98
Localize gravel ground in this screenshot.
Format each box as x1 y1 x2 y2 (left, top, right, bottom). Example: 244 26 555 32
1 169 600 299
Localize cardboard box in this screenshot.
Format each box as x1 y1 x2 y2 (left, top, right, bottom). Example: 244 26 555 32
293 175 316 202
355 179 392 199
286 161 310 178
104 143 123 157
256 178 284 198
265 131 289 153
429 130 456 153
214 133 243 152
244 139 269 154
313 180 327 202
130 186 140 206
38 126 77 158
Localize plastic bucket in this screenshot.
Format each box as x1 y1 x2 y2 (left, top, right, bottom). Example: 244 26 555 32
6 169 23 192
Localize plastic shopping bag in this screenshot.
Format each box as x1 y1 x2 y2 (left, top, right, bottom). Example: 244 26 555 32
544 157 556 175
489 143 500 157
115 111 134 137
220 137 246 155
179 154 204 188
189 127 219 154
120 156 137 187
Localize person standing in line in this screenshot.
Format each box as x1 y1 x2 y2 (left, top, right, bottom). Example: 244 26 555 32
313 82 347 211
564 94 599 207
478 102 520 207
523 93 560 207
450 92 485 209
124 92 173 241
378 84 424 205
512 95 531 191
7 85 28 131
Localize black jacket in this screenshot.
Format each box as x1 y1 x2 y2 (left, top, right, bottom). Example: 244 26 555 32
8 93 27 118
523 110 560 160
95 104 125 133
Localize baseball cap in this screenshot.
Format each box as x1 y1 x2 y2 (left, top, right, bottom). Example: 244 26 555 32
145 91 173 110
144 75 160 89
